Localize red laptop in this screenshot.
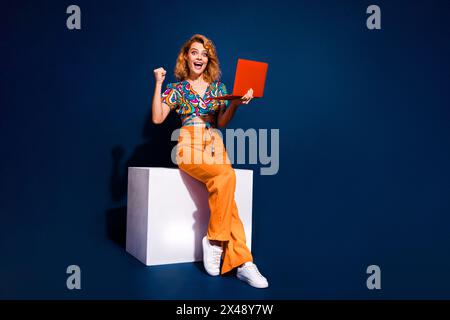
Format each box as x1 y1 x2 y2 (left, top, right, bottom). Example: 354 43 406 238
212 58 268 100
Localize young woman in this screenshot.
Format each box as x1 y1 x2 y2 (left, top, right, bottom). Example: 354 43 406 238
151 34 268 288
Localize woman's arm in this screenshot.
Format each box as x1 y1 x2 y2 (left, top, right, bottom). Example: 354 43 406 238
152 67 171 124
217 100 239 128
217 88 253 128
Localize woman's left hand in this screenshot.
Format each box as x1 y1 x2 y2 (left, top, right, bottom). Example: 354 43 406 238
239 88 253 105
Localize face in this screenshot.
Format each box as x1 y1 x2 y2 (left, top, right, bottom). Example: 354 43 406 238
186 42 209 78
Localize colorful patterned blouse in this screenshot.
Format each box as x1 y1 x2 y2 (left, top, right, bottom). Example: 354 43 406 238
161 80 230 128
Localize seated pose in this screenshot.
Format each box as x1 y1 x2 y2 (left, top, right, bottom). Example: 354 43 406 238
151 34 268 288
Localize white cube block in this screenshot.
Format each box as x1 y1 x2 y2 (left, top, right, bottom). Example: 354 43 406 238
126 167 253 266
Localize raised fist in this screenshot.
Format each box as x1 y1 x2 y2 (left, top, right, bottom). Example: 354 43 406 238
153 67 166 84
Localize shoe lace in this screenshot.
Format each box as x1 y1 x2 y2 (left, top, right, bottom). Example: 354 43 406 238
211 246 222 263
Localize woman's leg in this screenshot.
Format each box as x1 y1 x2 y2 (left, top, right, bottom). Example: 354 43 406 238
178 160 253 274
220 194 254 274
177 127 253 274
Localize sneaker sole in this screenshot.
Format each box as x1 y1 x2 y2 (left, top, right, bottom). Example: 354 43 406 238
237 273 269 289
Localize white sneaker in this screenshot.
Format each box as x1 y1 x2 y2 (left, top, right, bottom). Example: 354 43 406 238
202 236 223 276
237 262 269 288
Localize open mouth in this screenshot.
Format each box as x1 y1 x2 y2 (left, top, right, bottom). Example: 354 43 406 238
193 62 203 70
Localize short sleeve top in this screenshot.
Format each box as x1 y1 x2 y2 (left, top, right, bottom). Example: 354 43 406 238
161 80 230 128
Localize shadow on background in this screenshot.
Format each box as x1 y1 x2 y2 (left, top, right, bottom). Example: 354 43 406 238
105 111 181 248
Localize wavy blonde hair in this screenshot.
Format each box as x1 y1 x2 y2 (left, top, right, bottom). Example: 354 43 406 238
174 34 221 83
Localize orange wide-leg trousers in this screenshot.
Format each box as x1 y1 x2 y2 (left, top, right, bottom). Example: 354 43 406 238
176 125 253 274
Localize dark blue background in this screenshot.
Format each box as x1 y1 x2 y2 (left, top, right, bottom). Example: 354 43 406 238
1 0 450 299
